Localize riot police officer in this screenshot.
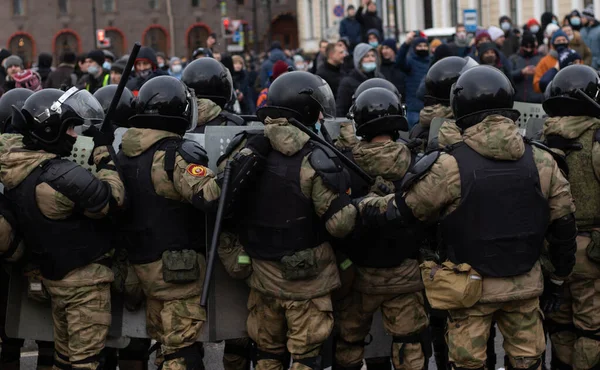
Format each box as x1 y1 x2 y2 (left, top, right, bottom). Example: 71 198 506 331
4 87 125 370
541 64 600 370
334 87 430 370
358 66 577 370
0 88 33 133
93 85 136 128
234 71 356 370
181 58 245 133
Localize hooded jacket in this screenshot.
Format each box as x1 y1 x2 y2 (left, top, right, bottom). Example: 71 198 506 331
570 30 593 66
125 47 167 94
581 21 600 69
396 38 430 113
259 47 294 88
35 53 53 84
340 15 362 48
477 42 514 85
336 43 383 117
509 49 543 103
356 6 383 42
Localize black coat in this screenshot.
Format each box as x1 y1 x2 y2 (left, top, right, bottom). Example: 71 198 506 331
45 64 76 89
356 7 383 43
126 69 168 93
379 58 407 102
336 69 383 117
316 62 344 99
232 69 256 115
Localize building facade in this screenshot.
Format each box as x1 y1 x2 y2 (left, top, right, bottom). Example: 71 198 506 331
1 0 299 66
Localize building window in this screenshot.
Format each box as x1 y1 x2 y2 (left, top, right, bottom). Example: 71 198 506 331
544 0 552 12
58 0 68 15
510 0 517 23
103 0 116 12
584 0 593 6
13 0 25 16
236 0 244 5
450 0 458 26
191 0 200 6
149 0 159 9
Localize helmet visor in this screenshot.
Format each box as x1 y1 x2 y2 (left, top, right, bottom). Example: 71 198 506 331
61 88 105 127
462 56 479 72
310 78 336 118
186 87 198 132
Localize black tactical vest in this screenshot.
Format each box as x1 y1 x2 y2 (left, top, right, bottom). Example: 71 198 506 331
5 159 113 280
117 137 206 264
237 141 327 261
193 111 245 133
441 143 549 277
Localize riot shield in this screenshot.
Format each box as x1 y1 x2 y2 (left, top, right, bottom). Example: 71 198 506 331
525 117 546 140
427 117 447 150
513 102 546 137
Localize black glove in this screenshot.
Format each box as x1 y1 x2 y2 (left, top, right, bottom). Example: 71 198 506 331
540 278 564 314
245 135 272 157
362 204 388 229
83 125 115 147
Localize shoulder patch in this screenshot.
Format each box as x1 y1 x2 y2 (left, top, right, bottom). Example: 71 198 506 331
400 150 441 192
530 140 570 178
178 139 208 166
186 164 208 177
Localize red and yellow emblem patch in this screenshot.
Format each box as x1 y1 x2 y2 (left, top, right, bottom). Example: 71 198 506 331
186 164 207 177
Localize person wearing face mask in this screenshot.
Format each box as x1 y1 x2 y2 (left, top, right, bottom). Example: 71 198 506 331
317 43 346 98
498 16 520 57
580 4 600 69
126 46 168 96
568 10 583 31
477 42 514 86
168 57 183 79
534 30 570 93
336 43 383 117
366 29 381 48
156 52 169 72
562 25 592 65
356 0 383 43
538 12 558 47
396 31 430 128
526 18 541 36
539 48 583 93
76 50 110 94
509 32 543 103
448 24 473 57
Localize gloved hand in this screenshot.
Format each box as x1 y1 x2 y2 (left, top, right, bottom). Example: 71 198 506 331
245 135 272 157
362 204 388 229
83 124 115 147
540 278 564 314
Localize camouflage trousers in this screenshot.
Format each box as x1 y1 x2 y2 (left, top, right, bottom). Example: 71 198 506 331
447 297 545 369
546 278 600 370
133 258 206 370
246 289 334 370
45 283 111 370
335 290 429 370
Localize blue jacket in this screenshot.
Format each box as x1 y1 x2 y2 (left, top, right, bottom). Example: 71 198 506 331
259 48 294 88
396 42 430 112
581 22 600 69
340 17 362 48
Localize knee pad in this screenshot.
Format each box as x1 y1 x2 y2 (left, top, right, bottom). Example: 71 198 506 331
295 355 322 370
506 357 542 370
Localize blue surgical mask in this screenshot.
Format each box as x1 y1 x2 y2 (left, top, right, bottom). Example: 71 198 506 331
102 61 111 70
369 41 379 47
361 61 377 72
552 19 558 25
530 25 540 33
158 62 165 68
571 17 581 26
87 65 99 76
501 21 511 31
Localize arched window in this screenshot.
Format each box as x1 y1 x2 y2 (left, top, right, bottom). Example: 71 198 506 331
186 24 210 58
270 14 298 50
8 33 35 67
53 30 81 62
105 28 126 57
143 26 169 53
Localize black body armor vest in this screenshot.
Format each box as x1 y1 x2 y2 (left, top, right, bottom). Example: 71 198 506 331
441 143 549 277
117 138 206 264
193 111 245 133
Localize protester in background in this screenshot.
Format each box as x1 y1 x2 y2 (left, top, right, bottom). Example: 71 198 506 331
416 43 454 101
396 31 430 128
429 38 442 54
525 18 541 35
562 25 592 65
231 55 256 114
379 38 406 100
213 50 222 61
477 42 513 84
34 53 53 86
498 16 520 57
3 55 24 92
192 47 213 60
45 51 77 89
366 29 381 48
74 53 88 80
207 32 217 52
339 5 362 51
156 52 169 72
448 23 473 57
309 40 329 74
337 38 355 74
293 55 307 71
356 0 383 43
12 70 42 92
539 48 583 92
317 43 346 98
488 26 514 68
0 49 10 84
168 57 183 79
77 50 110 93
336 43 382 116
568 10 583 31
534 30 569 93
510 32 543 103
538 12 559 46
539 23 560 55
261 41 294 87
256 60 288 109
581 4 600 69
109 58 126 85
126 46 167 95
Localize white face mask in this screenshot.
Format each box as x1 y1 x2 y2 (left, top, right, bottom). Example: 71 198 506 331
568 35 575 41
171 65 182 73
295 63 305 70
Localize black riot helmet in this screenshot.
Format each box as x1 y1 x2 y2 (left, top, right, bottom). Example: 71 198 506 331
12 87 105 156
425 56 478 106
353 78 400 102
181 58 233 108
93 85 136 127
0 88 33 133
451 65 517 129
256 71 336 126
129 75 197 134
543 64 600 117
352 87 408 139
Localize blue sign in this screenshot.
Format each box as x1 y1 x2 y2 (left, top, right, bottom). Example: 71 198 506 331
232 31 241 43
334 4 344 17
463 9 477 33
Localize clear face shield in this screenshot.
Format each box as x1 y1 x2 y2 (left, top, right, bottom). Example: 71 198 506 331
462 56 479 72
51 87 105 132
185 87 198 132
310 77 337 119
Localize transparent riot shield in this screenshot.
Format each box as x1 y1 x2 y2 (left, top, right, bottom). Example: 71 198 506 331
513 102 547 137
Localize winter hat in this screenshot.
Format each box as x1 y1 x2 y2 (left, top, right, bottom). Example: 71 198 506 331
433 43 453 61
478 42 500 57
87 50 105 66
411 37 428 49
103 50 116 62
38 53 53 69
135 46 159 69
3 55 23 69
0 49 11 64
475 31 491 44
12 70 41 91
381 38 397 53
570 10 582 18
551 30 569 45
60 51 77 64
347 4 355 10
270 41 283 51
110 58 126 74
270 60 288 81
488 26 505 41
429 38 442 50
558 49 582 69
499 15 511 24
527 18 540 28
545 23 560 37
521 32 537 47
583 4 594 19
367 29 382 42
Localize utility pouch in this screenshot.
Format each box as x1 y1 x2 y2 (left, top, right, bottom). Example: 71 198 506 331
420 261 482 310
162 249 200 284
280 248 319 281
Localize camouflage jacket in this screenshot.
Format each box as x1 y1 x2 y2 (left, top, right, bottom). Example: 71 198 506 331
438 121 462 148
246 117 357 300
360 115 576 302
0 135 125 287
197 98 222 127
419 104 453 129
351 138 423 294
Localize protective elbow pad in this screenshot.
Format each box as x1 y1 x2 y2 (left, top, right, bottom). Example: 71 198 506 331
547 213 577 277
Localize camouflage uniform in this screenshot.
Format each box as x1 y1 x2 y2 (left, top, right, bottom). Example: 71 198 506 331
333 135 429 370
243 117 357 370
542 116 600 370
119 128 221 370
0 135 125 370
359 115 576 369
